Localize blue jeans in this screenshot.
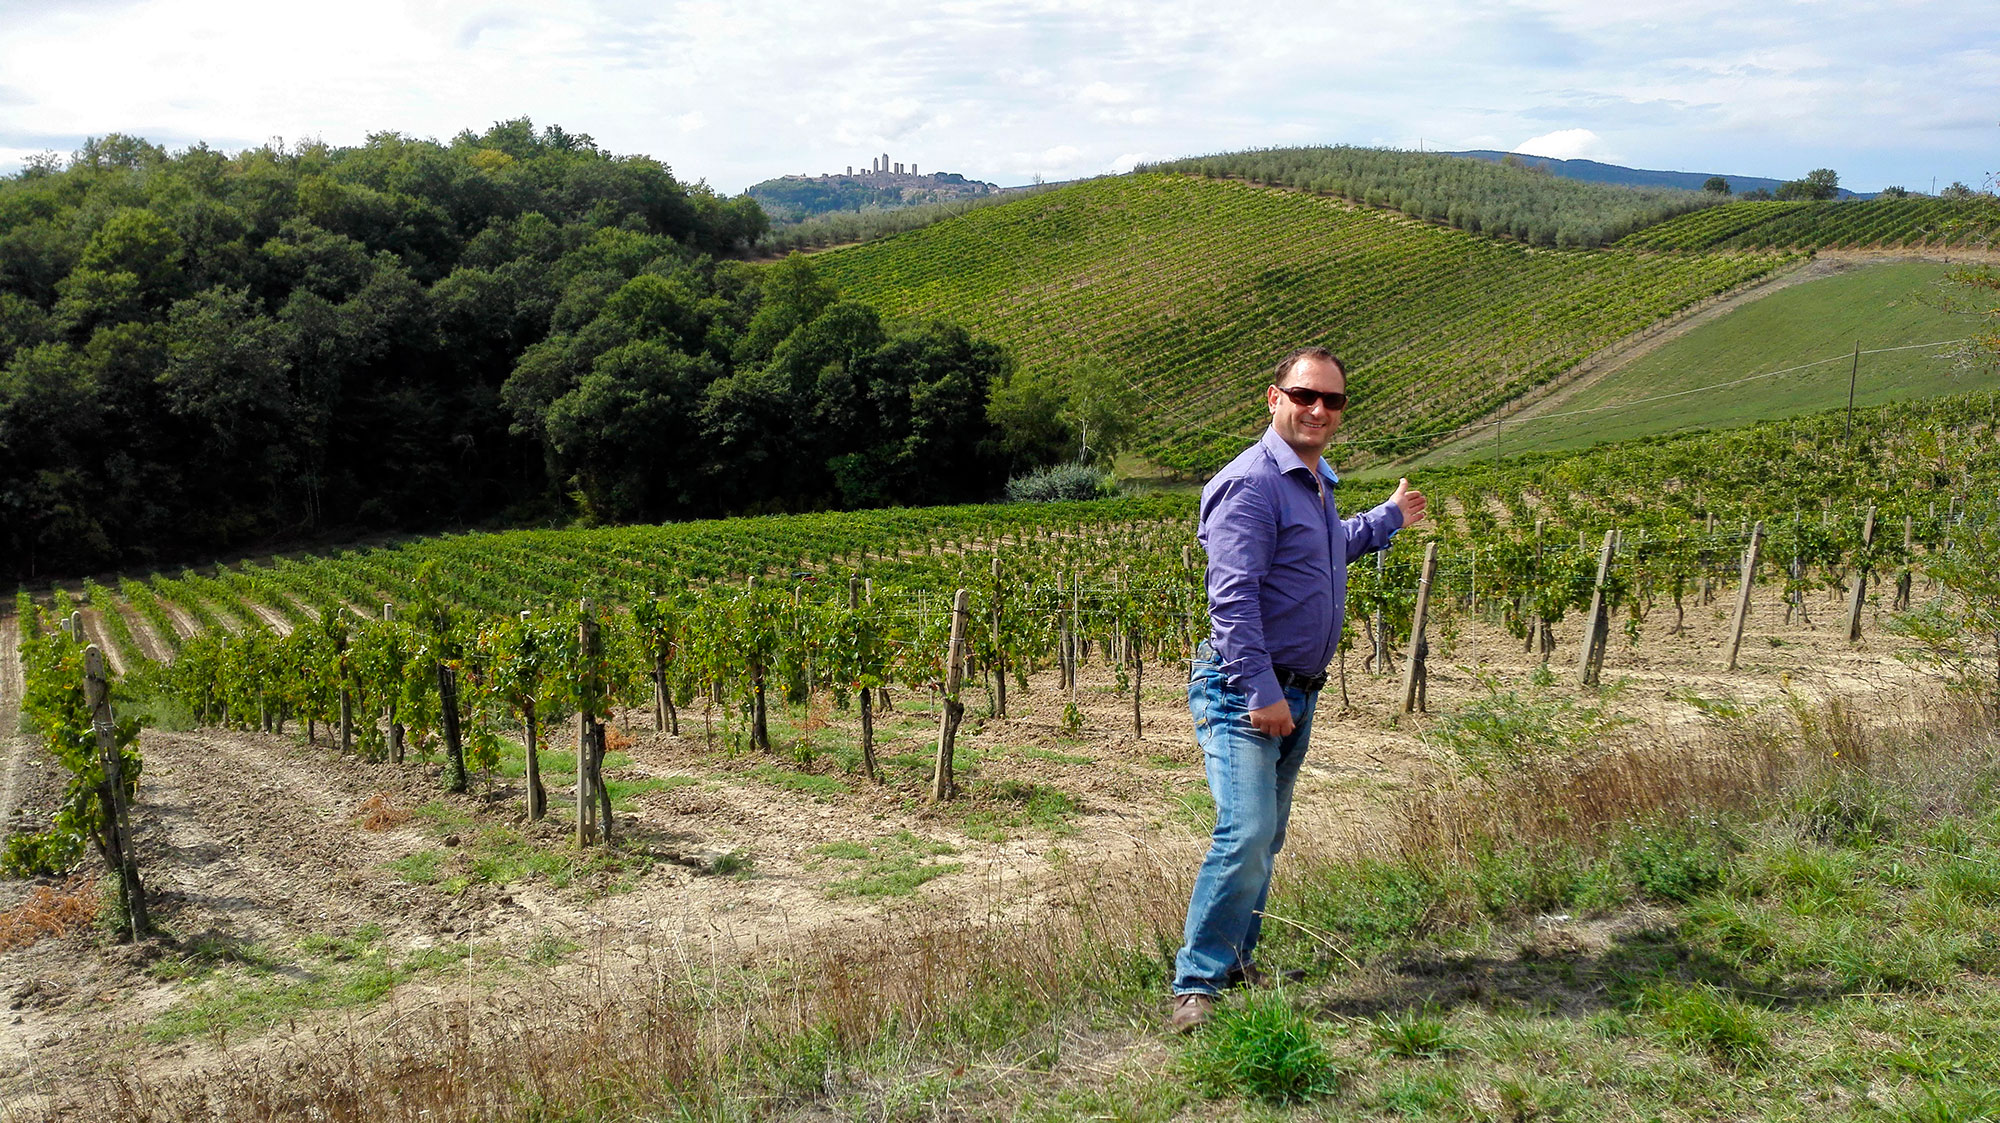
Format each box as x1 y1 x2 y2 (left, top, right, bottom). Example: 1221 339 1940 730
1174 645 1316 996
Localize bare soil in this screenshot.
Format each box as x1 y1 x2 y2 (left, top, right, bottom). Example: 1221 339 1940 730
0 583 1935 1115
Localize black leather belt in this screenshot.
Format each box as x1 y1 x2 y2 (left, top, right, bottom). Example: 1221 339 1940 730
1273 666 1329 693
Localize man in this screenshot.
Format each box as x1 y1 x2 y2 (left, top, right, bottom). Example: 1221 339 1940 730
1171 346 1426 1032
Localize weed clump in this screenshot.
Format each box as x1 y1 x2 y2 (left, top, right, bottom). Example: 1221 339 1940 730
1180 992 1342 1104
1634 981 1771 1066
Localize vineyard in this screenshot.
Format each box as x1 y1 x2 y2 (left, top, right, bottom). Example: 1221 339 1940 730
1615 196 2000 251
813 173 1793 471
7 389 2000 1116
11 390 1999 817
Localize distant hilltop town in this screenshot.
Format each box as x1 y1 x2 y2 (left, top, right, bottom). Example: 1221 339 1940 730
746 156 1000 222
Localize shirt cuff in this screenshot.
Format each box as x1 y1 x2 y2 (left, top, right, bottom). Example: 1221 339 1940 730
1242 669 1285 712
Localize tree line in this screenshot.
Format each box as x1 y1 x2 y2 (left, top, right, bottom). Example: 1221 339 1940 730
0 121 1058 580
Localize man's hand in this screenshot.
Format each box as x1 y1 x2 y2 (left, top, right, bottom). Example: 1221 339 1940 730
1249 700 1295 737
1391 477 1427 529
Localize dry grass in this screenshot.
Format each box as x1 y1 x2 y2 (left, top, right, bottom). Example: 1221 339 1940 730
0 874 99 952
32 692 2000 1122
350 793 410 831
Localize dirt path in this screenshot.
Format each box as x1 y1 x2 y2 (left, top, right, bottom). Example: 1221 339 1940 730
77 609 125 677
155 601 199 643
118 605 171 665
238 601 294 636
1397 247 2000 467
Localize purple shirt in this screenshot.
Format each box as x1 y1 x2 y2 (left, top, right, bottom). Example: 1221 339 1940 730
1199 426 1404 710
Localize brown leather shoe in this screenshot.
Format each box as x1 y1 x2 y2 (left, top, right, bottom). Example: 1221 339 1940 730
1170 992 1215 1033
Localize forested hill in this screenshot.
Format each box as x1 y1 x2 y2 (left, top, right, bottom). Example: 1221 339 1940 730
0 122 1015 579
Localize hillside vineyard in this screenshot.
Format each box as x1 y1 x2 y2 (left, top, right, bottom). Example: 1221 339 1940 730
1617 197 2000 251
814 174 1792 472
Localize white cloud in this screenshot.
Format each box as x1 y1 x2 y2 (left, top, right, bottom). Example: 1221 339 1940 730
1515 128 1602 161
0 0 1989 192
1078 81 1138 105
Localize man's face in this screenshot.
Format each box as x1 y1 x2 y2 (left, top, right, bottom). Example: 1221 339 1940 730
1266 356 1345 460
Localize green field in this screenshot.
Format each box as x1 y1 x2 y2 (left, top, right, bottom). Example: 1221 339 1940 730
814 173 1789 472
1409 262 1999 468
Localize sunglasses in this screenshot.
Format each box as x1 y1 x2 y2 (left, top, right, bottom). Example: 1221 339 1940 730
1272 385 1348 411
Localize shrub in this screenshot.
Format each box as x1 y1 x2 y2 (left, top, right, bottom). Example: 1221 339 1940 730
1005 463 1116 503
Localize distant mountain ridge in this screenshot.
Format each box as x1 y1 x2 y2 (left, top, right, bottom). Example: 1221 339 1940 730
1442 151 1865 199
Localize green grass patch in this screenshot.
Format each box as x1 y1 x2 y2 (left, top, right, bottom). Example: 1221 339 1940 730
605 774 693 810
1006 745 1098 766
148 927 470 1043
956 779 1080 842
387 826 644 893
811 831 961 899
1633 981 1772 1066
747 764 849 798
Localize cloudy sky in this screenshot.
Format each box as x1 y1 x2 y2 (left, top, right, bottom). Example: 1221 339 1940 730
0 0 1992 194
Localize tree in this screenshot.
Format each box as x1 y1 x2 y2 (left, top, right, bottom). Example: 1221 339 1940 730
986 367 1071 469
1880 185 1910 199
1703 176 1730 194
1942 181 1978 200
1777 169 1840 201
1060 357 1141 466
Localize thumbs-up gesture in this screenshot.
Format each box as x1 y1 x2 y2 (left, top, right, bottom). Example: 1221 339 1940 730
1391 477 1427 529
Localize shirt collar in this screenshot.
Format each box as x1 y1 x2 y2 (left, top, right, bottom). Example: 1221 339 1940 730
1259 425 1339 486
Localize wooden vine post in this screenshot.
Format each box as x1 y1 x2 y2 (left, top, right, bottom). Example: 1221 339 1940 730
84 646 149 940
383 604 405 763
1895 514 1915 610
336 622 354 755
1399 541 1439 714
1068 573 1083 704
576 600 610 847
746 576 771 751
1527 519 1550 658
1129 613 1144 739
1372 550 1389 674
521 610 546 822
850 577 879 782
1576 530 1617 686
1696 513 1714 605
437 649 466 794
990 557 1007 718
1724 522 1765 672
1845 504 1877 642
866 579 891 713
930 589 971 803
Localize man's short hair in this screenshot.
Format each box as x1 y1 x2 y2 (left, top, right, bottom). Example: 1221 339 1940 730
1273 346 1346 386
